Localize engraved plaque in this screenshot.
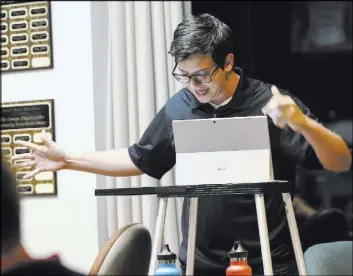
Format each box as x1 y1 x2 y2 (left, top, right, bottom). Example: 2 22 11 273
14 147 31 155
2 135 11 143
17 184 33 194
14 134 31 142
2 148 12 156
1 1 53 72
1 99 57 196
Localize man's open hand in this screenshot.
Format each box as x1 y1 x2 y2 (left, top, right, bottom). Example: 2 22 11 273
10 130 67 179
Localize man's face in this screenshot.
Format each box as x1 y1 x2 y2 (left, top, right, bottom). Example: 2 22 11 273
174 53 229 104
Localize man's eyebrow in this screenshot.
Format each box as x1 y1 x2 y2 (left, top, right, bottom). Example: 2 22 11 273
178 68 213 74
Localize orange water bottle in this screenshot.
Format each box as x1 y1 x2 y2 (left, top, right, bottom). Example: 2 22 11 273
226 241 252 276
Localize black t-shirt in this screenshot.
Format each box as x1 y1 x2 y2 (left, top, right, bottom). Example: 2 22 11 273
128 68 322 274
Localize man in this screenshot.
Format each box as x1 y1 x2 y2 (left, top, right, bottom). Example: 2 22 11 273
1 160 82 275
11 13 351 276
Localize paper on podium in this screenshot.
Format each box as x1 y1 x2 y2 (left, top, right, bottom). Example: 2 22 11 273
172 116 274 186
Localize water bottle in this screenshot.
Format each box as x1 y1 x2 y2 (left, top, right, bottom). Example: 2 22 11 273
226 241 252 276
155 244 181 276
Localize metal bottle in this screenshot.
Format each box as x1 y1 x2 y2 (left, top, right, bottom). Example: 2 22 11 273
155 244 181 276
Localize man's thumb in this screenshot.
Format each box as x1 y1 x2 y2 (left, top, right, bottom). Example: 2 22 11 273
41 129 51 145
271 85 281 96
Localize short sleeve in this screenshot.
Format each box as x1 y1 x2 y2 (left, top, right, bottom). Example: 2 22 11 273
275 90 323 170
128 106 176 180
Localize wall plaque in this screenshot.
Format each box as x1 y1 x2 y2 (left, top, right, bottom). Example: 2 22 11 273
1 1 53 72
1 99 57 196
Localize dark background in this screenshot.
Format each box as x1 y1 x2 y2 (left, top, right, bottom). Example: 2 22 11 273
192 1 353 242
191 2 352 122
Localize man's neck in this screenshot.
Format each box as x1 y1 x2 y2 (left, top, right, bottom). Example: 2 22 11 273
212 71 240 105
2 244 31 272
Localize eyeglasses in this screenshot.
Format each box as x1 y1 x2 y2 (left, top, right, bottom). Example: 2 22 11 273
172 65 220 84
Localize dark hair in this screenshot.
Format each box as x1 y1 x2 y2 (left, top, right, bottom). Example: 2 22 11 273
169 13 234 69
1 158 21 254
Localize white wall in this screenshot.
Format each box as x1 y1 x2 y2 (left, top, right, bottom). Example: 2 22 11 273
2 2 99 274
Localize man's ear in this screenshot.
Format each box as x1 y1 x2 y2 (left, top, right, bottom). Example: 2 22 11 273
224 53 234 72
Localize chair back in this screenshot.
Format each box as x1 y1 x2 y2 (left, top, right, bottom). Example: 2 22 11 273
89 223 151 275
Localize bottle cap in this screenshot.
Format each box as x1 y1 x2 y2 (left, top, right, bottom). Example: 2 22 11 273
228 241 248 258
157 244 177 261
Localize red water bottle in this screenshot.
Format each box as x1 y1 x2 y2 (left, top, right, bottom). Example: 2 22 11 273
226 241 252 276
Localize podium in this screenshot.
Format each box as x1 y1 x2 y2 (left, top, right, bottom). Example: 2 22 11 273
95 116 308 275
95 181 307 275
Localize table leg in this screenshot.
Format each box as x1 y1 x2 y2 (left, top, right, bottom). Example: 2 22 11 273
282 193 307 275
186 197 198 276
255 193 273 275
148 197 168 275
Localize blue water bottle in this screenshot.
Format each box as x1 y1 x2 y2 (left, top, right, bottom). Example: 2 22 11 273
155 244 181 276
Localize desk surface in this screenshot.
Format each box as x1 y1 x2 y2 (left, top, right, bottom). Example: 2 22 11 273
95 181 292 198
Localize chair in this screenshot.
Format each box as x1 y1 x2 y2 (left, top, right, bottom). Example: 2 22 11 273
89 223 151 275
304 241 353 275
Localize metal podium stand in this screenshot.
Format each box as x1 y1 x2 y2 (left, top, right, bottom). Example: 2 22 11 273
95 181 307 276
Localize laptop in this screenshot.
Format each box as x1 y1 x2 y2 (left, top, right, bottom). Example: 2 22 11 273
172 116 273 186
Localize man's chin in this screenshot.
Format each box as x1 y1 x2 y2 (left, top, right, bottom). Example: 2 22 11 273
195 95 212 103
